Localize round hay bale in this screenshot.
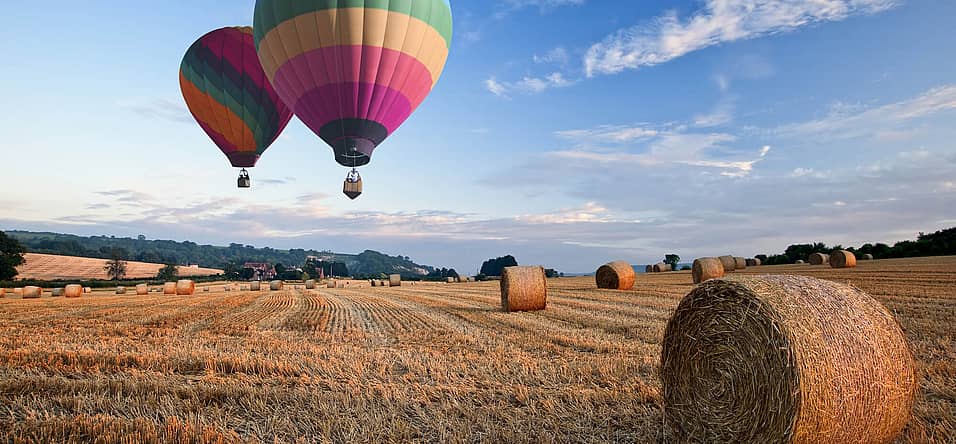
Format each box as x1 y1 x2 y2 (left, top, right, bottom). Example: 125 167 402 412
135 284 149 296
830 250 857 269
862 254 874 261
270 281 283 291
0 288 5 298
446 277 455 283
22 286 41 299
337 281 347 288
65 285 83 298
203 287 210 292
795 260 806 264
370 280 378 287
734 257 747 270
645 265 654 273
752 258 762 267
163 282 177 295
378 280 388 287
808 253 828 265
653 263 672 273
115 286 126 295
14 288 23 297
718 256 737 272
52 288 64 297
327 280 337 289
305 280 316 290
250 281 261 291
83 287 92 294
692 258 725 284
176 280 195 295
389 274 401 287
661 275 916 443
500 266 547 312
595 260 636 290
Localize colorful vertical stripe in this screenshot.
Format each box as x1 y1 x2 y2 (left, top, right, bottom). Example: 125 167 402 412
180 27 294 168
253 0 452 167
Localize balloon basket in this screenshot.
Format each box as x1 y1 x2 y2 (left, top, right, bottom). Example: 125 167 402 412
238 169 251 188
343 169 363 200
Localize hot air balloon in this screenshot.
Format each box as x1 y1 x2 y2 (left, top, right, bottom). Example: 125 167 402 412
180 27 294 188
253 0 453 199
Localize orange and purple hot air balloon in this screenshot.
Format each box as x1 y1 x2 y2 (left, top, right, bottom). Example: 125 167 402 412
180 26 294 188
253 0 453 199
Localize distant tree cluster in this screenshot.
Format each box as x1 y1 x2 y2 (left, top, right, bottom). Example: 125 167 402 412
0 232 26 281
757 227 956 264
426 268 459 280
479 255 518 277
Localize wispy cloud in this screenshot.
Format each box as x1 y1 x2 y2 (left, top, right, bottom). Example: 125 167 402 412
484 72 576 97
534 47 571 66
585 0 898 77
121 99 192 124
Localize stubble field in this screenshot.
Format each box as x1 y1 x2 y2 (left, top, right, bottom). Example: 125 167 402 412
0 257 953 443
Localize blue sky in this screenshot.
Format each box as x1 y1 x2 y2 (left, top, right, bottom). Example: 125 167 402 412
1 0 955 274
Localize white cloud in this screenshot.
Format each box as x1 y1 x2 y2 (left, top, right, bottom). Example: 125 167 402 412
585 0 898 77
534 47 570 66
760 145 772 157
693 97 736 127
485 72 576 97
556 125 659 143
484 77 509 97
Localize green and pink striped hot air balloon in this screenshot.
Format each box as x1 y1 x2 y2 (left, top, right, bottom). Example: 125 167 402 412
253 0 453 199
180 26 294 188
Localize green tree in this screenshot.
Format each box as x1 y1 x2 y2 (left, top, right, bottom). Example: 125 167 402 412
103 249 128 281
0 231 27 281
664 254 681 269
224 261 243 281
479 255 518 277
157 264 179 281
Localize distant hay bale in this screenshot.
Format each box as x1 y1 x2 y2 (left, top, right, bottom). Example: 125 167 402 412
65 285 83 298
458 276 469 283
734 257 747 270
250 281 261 291
163 282 177 295
808 253 829 265
270 281 283 291
176 280 196 296
305 280 316 290
328 280 337 288
830 250 858 269
500 266 547 312
862 254 874 261
661 275 916 443
0 288 5 298
719 256 737 272
136 284 148 295
692 258 725 284
379 280 388 287
22 286 41 299
14 288 23 297
336 281 347 288
446 277 455 283
203 287 210 292
653 263 673 273
83 287 92 294
753 258 762 266
370 280 378 287
645 265 654 273
796 260 806 264
468 277 476 282
115 286 126 295
52 288 64 297
746 258 762 267
389 274 401 287
595 260 636 290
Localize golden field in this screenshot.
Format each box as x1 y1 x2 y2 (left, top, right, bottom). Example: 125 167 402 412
0 257 953 443
14 253 223 281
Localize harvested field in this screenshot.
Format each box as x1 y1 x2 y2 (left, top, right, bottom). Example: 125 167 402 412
0 257 952 443
15 253 222 280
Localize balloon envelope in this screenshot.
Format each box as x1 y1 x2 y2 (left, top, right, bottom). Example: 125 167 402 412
253 0 453 167
180 27 294 168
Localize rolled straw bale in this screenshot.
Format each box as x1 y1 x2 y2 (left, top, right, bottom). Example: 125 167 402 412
377 280 387 287
52 288 64 297
83 287 92 294
370 280 378 287
645 265 654 273
270 281 283 291
328 280 337 288
65 285 83 298
250 281 261 291
468 277 476 282
830 250 857 269
176 280 196 295
389 274 401 287
661 275 916 444
734 257 747 270
336 281 347 289
446 277 455 283
500 266 547 312
163 282 177 295
808 253 829 266
305 280 316 290
115 286 126 295
595 260 636 290
653 263 673 273
22 286 41 299
203 287 210 292
136 284 148 295
795 260 806 264
0 288 5 298
692 258 725 284
752 258 762 266
862 254 874 261
719 256 737 272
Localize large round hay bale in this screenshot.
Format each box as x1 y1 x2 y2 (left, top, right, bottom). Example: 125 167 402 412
661 275 915 443
645 265 654 273
176 280 196 295
163 282 177 295
653 263 672 273
862 254 874 261
734 257 747 270
65 285 83 298
752 258 762 267
389 274 402 287
305 280 316 290
500 266 547 312
250 281 261 291
22 286 41 299
692 258 725 284
115 286 126 295
830 250 857 269
718 256 737 272
135 284 148 295
595 261 636 290
808 252 828 265
52 288 64 297
270 281 283 291
327 280 337 288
